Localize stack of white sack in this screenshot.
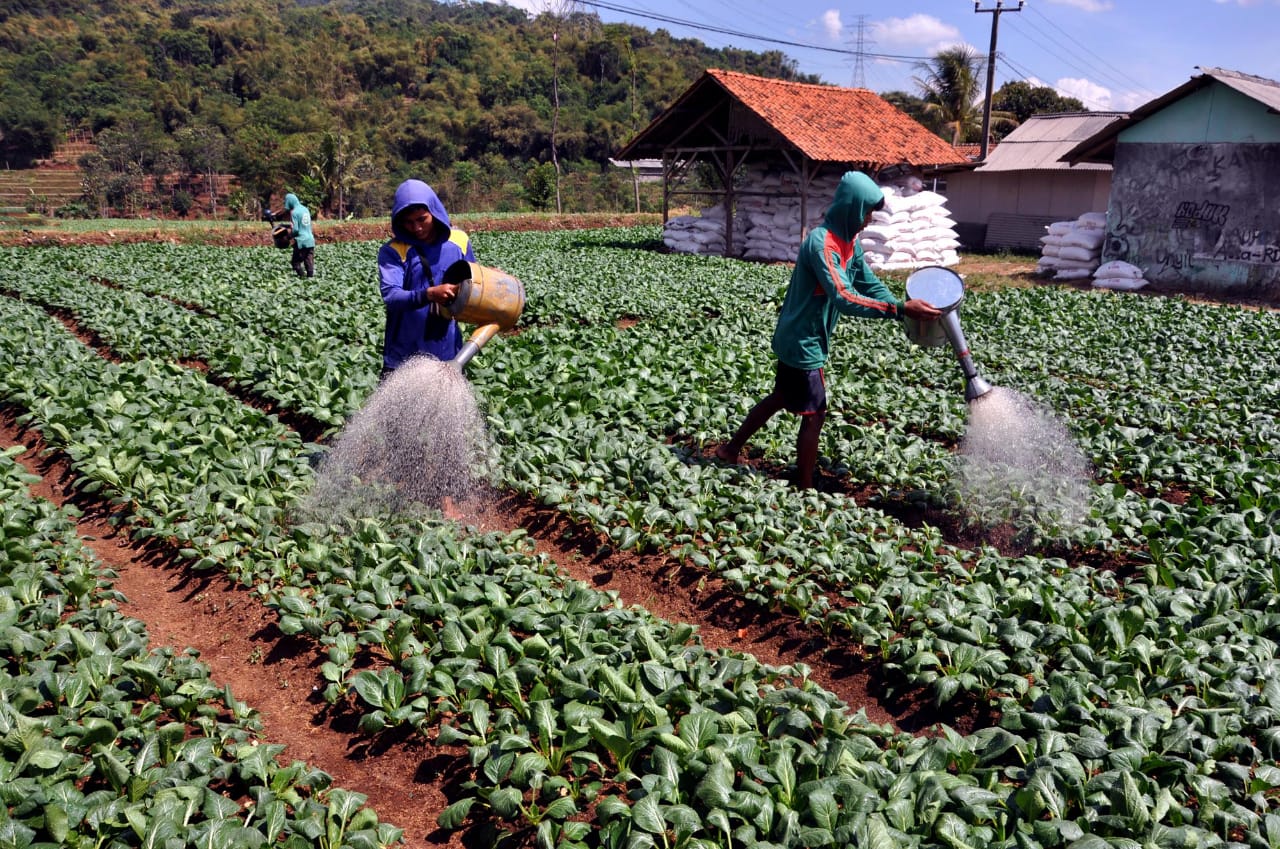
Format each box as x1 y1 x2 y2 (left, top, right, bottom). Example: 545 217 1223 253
662 202 746 256
1092 260 1149 291
859 182 962 272
1037 211 1106 280
660 170 962 268
738 169 842 262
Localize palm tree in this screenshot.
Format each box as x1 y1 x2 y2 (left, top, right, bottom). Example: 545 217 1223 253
311 131 376 219
912 46 987 146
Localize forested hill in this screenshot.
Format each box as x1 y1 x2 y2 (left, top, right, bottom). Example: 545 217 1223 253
0 0 816 215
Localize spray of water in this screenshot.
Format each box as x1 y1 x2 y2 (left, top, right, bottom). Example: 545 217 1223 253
955 385 1092 536
298 356 494 524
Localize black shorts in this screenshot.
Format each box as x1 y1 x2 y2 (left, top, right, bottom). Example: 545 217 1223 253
775 362 826 414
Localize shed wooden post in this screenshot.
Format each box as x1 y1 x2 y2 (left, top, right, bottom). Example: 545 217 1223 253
724 148 735 257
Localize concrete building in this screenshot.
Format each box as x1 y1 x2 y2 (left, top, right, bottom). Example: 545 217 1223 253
1064 67 1280 299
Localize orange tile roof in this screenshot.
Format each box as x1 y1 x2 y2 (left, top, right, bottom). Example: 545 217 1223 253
708 69 969 168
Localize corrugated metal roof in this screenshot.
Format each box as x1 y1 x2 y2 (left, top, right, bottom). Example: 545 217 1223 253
975 113 1125 172
1203 66 1280 112
1063 67 1280 164
616 69 970 170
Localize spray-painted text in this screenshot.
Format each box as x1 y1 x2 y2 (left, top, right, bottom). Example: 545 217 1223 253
1171 200 1230 229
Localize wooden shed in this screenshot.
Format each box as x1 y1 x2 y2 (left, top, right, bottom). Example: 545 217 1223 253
1064 67 1280 299
615 69 969 257
944 112 1123 252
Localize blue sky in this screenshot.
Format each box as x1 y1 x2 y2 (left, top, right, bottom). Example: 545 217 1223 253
503 0 1280 113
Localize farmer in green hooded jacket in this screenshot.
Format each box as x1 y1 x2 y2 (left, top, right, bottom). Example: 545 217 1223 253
715 171 941 489
284 192 316 278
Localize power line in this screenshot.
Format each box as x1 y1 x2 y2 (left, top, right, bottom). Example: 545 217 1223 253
1002 9 1158 103
575 0 926 62
1023 5 1157 100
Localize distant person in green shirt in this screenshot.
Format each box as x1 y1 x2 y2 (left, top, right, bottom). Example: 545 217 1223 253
284 192 315 278
715 171 940 489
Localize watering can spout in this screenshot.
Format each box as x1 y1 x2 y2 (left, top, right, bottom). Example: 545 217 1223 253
451 324 500 370
441 261 526 370
938 310 994 402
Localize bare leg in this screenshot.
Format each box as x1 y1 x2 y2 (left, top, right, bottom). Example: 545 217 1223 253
793 409 826 489
716 391 786 462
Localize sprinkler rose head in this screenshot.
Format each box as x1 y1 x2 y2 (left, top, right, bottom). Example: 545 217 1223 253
965 375 994 402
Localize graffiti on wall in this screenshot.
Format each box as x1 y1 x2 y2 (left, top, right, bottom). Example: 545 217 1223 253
1105 142 1280 294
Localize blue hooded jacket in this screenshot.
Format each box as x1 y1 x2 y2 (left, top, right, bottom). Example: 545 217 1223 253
376 180 476 370
771 171 904 370
283 193 315 248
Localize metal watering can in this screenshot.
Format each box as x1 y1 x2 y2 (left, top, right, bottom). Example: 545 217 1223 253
902 266 993 402
441 260 526 369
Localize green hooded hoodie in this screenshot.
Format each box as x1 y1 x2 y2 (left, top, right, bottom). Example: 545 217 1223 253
771 171 904 370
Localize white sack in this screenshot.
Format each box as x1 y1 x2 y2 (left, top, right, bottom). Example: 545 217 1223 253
1094 260 1145 280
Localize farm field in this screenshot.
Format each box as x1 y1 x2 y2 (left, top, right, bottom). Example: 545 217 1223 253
2 227 1280 849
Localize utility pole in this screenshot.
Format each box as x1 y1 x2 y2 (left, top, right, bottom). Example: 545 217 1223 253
975 0 1023 161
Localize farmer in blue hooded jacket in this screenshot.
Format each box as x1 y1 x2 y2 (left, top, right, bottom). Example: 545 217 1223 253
715 171 940 489
283 192 316 278
376 179 476 378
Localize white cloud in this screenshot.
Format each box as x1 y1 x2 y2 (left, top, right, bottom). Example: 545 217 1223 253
1053 76 1147 111
1045 0 1115 12
1054 77 1113 110
819 9 843 42
873 14 967 53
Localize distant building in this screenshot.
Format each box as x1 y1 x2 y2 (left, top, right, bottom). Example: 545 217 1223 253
608 159 663 182
945 112 1124 252
1064 66 1280 299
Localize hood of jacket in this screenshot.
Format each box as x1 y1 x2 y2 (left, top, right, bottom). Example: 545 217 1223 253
284 193 300 211
390 179 453 245
822 171 883 242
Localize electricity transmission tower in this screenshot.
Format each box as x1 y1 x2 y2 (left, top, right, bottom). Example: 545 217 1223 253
849 15 873 89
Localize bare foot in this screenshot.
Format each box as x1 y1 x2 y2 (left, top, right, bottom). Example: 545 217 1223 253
713 445 739 463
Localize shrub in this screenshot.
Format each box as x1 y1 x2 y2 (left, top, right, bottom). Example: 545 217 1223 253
54 202 94 219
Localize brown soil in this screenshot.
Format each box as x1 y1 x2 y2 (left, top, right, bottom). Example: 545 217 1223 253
0 213 662 249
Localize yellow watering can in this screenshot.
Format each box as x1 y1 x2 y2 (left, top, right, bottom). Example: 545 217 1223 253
441 260 526 369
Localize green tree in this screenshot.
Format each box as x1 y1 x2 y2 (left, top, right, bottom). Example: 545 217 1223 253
524 161 557 211
0 83 61 167
229 124 287 213
310 130 380 219
451 160 479 212
992 80 1088 125
881 90 947 140
913 46 986 145
174 123 228 215
0 0 829 216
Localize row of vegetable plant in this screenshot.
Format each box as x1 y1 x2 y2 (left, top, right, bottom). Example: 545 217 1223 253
3 230 1280 847
0 444 401 849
